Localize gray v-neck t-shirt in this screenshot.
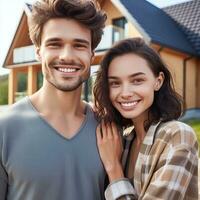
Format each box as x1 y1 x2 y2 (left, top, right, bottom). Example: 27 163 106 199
0 97 105 200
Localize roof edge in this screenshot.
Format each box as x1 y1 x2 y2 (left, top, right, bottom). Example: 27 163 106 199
2 8 25 69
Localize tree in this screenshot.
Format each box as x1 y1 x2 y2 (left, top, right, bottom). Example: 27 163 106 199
0 75 8 105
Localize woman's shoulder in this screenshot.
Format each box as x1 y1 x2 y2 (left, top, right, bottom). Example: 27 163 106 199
156 120 197 147
159 120 194 133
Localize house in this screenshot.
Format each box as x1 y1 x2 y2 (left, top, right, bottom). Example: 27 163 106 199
3 0 200 109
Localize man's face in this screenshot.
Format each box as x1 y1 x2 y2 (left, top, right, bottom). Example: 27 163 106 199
36 18 93 92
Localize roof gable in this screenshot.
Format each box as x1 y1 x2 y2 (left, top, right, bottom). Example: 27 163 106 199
3 12 32 67
113 0 197 56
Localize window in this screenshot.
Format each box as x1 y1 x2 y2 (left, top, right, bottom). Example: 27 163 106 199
112 17 128 43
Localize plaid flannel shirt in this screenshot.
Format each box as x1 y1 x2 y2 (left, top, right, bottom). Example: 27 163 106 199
105 121 199 200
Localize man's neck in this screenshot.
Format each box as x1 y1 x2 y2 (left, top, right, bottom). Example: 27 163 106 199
29 84 85 117
29 85 87 139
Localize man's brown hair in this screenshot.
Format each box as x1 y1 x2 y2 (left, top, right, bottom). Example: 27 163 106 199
28 0 107 50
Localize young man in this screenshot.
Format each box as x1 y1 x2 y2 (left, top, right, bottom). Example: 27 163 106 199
0 0 107 199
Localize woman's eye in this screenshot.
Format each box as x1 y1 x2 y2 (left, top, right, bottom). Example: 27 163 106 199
132 79 144 84
109 82 120 87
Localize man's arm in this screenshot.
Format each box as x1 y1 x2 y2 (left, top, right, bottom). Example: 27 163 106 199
0 161 8 199
0 125 8 199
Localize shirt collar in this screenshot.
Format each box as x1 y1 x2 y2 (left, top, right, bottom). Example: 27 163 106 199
142 121 162 145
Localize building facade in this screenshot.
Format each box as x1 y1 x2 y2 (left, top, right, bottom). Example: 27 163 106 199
3 0 200 109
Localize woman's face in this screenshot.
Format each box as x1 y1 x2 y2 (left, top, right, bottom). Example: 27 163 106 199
108 53 163 123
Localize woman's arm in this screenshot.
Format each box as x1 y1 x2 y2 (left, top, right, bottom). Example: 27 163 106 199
97 121 198 200
140 122 198 199
96 121 124 181
96 121 137 200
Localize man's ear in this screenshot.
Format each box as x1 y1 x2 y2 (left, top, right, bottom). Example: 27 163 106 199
154 72 164 91
35 47 41 62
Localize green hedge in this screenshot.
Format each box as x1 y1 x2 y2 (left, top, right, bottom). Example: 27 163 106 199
0 77 8 105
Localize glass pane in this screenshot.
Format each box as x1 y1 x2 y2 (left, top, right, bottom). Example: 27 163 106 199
112 17 128 43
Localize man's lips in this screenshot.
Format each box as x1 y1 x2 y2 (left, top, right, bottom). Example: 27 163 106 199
53 64 82 73
56 67 79 73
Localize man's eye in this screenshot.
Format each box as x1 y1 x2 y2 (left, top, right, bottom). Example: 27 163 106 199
47 43 61 48
74 43 87 49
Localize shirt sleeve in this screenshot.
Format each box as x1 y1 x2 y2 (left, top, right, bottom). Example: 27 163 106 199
0 129 8 199
104 122 199 200
104 178 137 200
0 161 7 199
141 123 199 199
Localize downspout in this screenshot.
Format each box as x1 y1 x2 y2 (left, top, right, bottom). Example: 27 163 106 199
183 56 193 110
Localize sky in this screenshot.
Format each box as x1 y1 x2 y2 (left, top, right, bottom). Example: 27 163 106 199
0 0 191 75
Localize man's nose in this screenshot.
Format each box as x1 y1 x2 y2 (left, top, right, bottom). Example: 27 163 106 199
59 45 74 61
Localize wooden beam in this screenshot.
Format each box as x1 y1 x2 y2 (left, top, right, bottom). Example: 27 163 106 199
27 65 37 96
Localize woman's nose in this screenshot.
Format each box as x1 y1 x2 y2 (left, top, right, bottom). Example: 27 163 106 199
120 85 133 99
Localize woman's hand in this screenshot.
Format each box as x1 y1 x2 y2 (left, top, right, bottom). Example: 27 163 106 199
96 121 124 182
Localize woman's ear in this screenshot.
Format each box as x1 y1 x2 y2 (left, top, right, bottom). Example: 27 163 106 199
154 72 164 91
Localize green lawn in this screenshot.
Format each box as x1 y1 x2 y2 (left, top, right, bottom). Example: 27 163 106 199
185 120 200 155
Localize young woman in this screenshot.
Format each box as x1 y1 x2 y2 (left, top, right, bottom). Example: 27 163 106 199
93 38 198 200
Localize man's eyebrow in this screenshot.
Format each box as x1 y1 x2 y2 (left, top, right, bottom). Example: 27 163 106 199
44 38 90 46
44 38 61 43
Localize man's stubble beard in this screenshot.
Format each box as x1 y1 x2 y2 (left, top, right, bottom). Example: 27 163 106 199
45 72 90 92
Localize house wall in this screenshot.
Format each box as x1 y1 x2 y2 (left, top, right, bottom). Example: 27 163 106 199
102 0 123 25
197 60 200 107
185 58 197 108
156 50 199 109
127 22 143 38
159 50 184 97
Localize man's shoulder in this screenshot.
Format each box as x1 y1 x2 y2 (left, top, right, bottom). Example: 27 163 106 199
0 97 30 123
83 101 100 124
